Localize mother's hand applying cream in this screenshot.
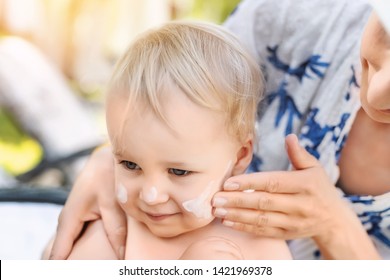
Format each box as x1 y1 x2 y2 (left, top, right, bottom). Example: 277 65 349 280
212 134 379 259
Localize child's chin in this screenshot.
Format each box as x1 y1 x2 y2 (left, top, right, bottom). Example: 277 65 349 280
148 226 183 238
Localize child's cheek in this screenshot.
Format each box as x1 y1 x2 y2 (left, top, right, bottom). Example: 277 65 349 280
182 180 216 220
181 161 233 220
116 182 128 204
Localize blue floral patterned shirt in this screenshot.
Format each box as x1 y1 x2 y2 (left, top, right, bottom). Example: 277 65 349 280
224 0 390 259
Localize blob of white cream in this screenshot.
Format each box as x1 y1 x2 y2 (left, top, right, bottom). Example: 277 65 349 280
182 181 214 219
140 186 158 203
182 161 233 219
117 183 128 204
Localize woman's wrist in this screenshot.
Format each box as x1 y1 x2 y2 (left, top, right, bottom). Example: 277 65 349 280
313 205 380 259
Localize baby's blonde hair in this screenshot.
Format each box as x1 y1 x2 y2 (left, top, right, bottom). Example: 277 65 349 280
108 20 264 143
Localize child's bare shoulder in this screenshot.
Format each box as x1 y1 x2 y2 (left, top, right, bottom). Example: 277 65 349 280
207 221 292 260
67 220 118 259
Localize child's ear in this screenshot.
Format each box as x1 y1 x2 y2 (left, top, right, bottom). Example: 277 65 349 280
231 137 253 176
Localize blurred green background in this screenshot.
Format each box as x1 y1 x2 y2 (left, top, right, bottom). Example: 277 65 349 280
0 0 240 178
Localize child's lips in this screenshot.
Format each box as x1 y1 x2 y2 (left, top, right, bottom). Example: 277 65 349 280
379 109 390 114
145 212 177 221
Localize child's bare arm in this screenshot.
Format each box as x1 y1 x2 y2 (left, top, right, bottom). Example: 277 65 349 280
66 220 119 260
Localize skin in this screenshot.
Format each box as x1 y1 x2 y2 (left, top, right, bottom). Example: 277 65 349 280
359 13 390 124
336 12 390 196
105 86 249 239
49 12 388 260
60 85 292 259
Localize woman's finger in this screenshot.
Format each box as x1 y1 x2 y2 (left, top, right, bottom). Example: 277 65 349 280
213 191 304 214
222 220 289 239
222 134 324 194
100 202 128 259
49 192 99 259
222 169 319 194
285 134 320 170
214 207 297 231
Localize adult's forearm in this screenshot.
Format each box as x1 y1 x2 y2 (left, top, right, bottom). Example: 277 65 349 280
314 210 380 260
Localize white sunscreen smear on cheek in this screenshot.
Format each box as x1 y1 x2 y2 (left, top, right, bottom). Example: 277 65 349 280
182 181 214 219
117 183 128 204
182 160 233 219
141 186 158 203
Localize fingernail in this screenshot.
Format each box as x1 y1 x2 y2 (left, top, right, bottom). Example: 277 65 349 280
224 181 239 190
214 208 227 217
119 246 125 259
213 197 227 207
223 220 234 227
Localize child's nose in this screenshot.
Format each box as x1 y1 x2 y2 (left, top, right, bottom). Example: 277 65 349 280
367 63 390 107
139 185 169 205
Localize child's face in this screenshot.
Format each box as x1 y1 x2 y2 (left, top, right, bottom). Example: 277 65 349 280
360 12 390 124
106 87 242 238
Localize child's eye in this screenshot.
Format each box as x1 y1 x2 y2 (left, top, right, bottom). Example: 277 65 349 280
120 160 140 170
169 168 191 176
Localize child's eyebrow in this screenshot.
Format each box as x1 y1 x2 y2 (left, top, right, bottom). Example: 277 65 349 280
163 161 189 168
112 147 124 157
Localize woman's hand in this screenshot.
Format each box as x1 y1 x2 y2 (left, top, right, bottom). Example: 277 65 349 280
212 134 380 259
49 145 127 260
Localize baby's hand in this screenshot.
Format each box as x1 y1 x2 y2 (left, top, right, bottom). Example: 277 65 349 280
180 237 244 260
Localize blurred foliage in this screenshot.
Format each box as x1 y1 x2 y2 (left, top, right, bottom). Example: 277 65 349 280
0 108 43 175
180 0 241 23
0 0 242 178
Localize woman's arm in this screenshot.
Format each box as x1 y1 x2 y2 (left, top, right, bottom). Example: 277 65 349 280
49 145 127 259
213 134 380 259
